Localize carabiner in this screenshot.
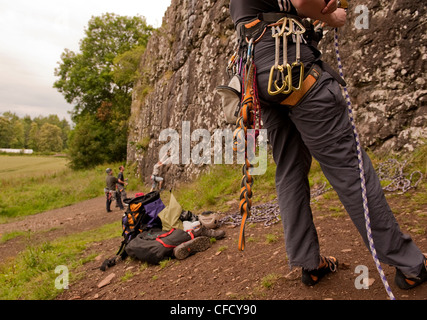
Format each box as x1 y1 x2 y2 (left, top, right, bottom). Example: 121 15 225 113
290 18 306 35
268 64 293 96
290 61 305 92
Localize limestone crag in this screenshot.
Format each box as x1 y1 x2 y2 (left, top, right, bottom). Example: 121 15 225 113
128 0 426 185
319 0 426 153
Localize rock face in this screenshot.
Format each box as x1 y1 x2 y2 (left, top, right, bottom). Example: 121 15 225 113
127 0 426 185
319 0 426 153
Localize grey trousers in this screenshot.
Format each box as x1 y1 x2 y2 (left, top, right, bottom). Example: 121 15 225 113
257 68 424 277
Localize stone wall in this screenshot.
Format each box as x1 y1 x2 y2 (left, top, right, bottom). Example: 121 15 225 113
127 0 426 185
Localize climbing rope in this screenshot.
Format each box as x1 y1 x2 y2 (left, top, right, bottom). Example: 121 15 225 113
233 40 256 251
334 28 396 300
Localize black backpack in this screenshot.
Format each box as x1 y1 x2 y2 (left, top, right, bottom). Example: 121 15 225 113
100 191 164 271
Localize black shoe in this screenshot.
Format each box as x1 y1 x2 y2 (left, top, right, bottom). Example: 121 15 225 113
107 210 113 213
395 254 427 290
301 256 338 286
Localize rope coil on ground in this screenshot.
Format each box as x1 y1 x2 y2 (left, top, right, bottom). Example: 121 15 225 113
378 159 423 193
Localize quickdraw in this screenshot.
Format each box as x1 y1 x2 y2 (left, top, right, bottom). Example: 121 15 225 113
268 17 306 96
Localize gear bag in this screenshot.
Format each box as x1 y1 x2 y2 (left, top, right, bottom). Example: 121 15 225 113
215 74 242 124
125 228 193 265
100 191 165 271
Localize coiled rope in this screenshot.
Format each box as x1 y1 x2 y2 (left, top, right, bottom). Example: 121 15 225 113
378 159 423 193
334 28 396 300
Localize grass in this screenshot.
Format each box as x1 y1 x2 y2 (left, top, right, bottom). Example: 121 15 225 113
170 143 427 227
265 233 279 244
261 273 281 289
0 221 121 300
0 155 144 223
174 155 277 213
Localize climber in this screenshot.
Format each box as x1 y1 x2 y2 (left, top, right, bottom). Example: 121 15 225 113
228 0 426 290
150 150 172 192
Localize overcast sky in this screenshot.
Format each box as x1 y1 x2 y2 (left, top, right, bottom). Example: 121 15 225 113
0 0 171 123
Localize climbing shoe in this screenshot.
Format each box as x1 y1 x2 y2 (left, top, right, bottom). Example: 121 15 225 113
395 254 427 290
173 236 211 260
301 256 338 286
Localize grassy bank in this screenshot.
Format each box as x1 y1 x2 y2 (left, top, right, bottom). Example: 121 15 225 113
0 222 121 300
0 155 144 223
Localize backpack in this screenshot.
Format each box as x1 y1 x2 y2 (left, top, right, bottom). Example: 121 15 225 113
100 191 165 271
125 228 193 265
121 191 165 245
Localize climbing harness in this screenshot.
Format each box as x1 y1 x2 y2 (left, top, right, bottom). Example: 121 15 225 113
333 26 396 300
230 12 318 251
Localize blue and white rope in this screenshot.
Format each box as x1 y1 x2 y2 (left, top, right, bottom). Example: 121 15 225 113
334 28 396 300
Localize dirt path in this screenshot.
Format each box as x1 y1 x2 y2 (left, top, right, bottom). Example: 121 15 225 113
0 196 122 263
1 192 426 301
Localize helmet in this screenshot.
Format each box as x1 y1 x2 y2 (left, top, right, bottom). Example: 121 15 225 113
198 211 219 229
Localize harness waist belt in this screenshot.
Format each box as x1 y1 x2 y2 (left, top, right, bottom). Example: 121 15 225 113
280 64 322 107
236 12 303 43
257 12 303 24
280 62 347 107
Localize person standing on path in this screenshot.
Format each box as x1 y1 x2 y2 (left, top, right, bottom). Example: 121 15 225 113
117 165 128 203
105 168 124 212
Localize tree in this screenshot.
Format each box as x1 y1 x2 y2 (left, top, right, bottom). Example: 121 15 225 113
28 122 39 150
112 45 146 89
0 112 71 152
0 112 24 149
38 123 63 153
54 13 153 169
0 116 13 148
67 114 108 170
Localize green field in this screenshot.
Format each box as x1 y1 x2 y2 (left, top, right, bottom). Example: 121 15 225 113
0 155 144 223
0 155 68 179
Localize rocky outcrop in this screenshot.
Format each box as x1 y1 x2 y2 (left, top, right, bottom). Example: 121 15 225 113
127 0 235 184
127 0 426 185
319 0 426 153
